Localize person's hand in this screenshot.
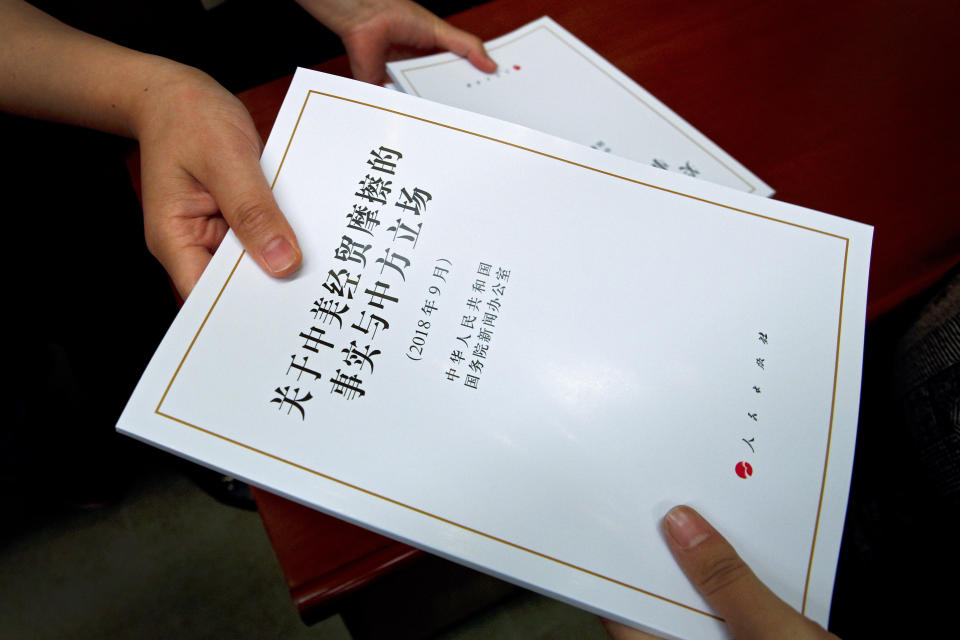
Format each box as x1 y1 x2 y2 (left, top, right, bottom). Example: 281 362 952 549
603 506 840 640
135 66 302 297
296 0 497 84
0 3 302 298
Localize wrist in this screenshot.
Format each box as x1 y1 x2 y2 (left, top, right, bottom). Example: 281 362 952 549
126 58 217 140
295 0 383 38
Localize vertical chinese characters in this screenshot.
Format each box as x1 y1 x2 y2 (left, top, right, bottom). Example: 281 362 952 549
407 259 451 361
447 263 512 390
651 158 700 178
735 330 769 479
269 146 433 418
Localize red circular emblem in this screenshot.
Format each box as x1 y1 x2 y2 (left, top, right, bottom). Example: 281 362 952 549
735 461 753 479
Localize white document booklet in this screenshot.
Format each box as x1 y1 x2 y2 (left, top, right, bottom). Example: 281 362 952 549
118 68 871 640
387 16 773 196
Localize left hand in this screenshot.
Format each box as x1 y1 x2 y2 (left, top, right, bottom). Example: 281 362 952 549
137 65 302 297
296 0 497 84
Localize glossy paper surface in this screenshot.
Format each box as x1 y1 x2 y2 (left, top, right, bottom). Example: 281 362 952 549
118 69 871 640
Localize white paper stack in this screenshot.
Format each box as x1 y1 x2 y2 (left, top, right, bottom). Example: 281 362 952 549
118 68 870 639
387 17 773 196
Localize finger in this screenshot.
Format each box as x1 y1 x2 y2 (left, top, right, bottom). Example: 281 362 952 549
195 138 302 278
433 21 497 73
662 506 816 640
141 162 228 297
163 243 216 299
145 209 228 299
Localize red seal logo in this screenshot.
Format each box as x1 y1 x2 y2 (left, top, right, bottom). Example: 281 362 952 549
735 461 753 479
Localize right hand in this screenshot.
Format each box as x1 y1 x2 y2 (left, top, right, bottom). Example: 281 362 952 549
603 506 840 640
135 67 302 297
296 0 497 84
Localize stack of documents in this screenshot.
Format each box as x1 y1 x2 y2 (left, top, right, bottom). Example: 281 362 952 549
119 18 871 640
387 17 772 196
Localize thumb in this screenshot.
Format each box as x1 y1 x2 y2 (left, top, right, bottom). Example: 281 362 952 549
199 141 302 278
433 20 497 73
662 506 831 640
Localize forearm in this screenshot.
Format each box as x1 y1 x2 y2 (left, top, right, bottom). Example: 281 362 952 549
293 0 373 36
0 0 198 138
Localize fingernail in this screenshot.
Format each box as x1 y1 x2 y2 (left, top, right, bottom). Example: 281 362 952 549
665 506 711 549
262 237 298 273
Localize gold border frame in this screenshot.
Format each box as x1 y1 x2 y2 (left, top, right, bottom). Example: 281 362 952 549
397 23 762 194
155 89 850 621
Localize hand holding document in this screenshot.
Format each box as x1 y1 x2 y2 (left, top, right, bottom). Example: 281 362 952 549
387 17 773 196
119 63 869 640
